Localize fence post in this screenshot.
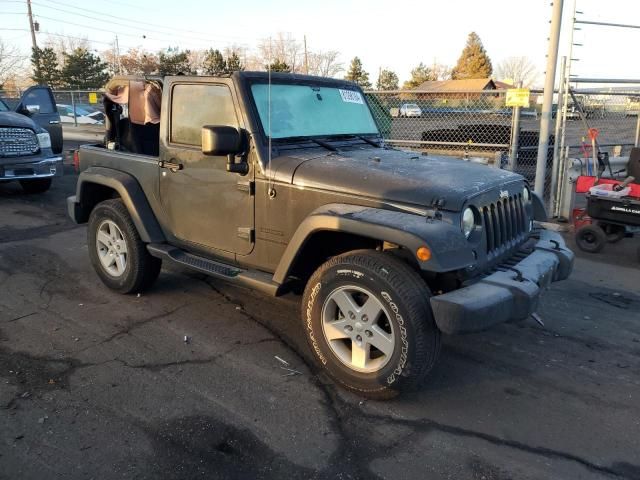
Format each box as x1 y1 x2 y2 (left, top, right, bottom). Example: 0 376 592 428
635 114 640 147
71 90 78 127
550 56 567 217
508 83 523 171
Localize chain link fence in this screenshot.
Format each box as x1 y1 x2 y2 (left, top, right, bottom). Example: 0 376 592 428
366 88 640 195
365 89 546 183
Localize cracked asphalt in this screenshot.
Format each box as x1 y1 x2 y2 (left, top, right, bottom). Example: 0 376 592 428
1 141 639 479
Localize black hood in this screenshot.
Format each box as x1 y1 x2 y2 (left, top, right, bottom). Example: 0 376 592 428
0 111 39 130
271 146 523 211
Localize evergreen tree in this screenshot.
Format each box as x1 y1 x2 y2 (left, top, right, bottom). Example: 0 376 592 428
451 32 493 80
31 47 61 87
376 69 398 91
226 52 244 72
266 59 291 72
402 62 436 89
158 49 193 75
202 49 226 75
344 57 371 89
60 48 109 89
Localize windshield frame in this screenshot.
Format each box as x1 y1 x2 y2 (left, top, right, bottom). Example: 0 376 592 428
0 98 9 112
244 76 381 144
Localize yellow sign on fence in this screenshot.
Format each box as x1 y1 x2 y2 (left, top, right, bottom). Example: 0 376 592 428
505 88 530 108
88 92 98 104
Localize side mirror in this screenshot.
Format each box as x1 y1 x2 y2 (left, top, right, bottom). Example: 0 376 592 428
201 126 241 156
26 104 40 114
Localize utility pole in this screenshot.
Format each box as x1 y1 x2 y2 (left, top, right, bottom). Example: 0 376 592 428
534 0 564 196
303 35 309 74
114 35 121 74
26 0 38 50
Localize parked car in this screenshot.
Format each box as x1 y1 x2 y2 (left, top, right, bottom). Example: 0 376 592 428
399 103 422 117
68 73 573 398
0 86 63 193
56 104 104 124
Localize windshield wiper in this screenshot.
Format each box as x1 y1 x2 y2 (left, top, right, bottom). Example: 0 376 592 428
356 135 381 148
310 138 339 152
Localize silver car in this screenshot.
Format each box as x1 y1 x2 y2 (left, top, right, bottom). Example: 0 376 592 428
399 103 422 118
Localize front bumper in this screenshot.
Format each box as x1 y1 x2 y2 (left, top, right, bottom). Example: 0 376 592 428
430 230 574 334
0 156 64 181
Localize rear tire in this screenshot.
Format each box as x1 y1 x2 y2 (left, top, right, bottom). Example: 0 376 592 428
302 250 441 399
88 199 161 294
20 178 52 194
576 224 607 253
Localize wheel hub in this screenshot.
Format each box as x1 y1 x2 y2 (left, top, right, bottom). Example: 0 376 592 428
321 285 396 373
96 220 129 278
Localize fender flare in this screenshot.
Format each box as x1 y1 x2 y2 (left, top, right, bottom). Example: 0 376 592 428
272 203 475 284
72 167 165 243
532 192 548 222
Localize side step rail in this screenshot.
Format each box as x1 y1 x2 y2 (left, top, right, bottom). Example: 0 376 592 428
147 244 280 296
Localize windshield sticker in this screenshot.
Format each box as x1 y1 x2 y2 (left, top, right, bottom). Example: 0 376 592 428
339 89 364 104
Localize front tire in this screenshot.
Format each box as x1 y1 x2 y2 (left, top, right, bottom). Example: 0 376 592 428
88 199 161 294
20 178 52 194
302 250 441 399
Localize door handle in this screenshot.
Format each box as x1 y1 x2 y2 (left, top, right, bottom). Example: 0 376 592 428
159 160 183 172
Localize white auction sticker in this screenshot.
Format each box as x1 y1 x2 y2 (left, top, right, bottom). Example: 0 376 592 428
339 89 364 104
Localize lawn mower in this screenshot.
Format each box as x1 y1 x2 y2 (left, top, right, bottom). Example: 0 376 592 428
573 148 640 260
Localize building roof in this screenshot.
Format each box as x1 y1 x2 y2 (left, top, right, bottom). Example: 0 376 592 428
413 78 497 92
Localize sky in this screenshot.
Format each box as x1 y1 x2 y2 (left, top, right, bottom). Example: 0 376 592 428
1 0 639 86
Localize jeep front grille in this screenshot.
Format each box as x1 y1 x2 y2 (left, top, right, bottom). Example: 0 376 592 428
0 128 39 157
482 194 527 255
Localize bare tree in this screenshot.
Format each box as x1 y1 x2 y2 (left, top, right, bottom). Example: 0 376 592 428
257 33 302 72
0 39 24 88
496 56 538 87
307 50 343 77
44 35 91 68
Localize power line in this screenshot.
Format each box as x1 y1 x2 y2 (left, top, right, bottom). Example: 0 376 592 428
36 0 255 43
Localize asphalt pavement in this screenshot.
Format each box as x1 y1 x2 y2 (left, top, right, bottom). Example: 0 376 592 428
0 138 639 479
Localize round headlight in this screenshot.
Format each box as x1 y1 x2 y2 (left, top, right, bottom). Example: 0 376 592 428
523 185 531 203
462 207 475 238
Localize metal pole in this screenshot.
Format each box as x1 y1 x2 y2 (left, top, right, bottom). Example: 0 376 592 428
535 0 564 195
550 56 567 215
26 0 38 50
71 91 78 127
303 35 309 75
635 115 640 147
508 82 523 170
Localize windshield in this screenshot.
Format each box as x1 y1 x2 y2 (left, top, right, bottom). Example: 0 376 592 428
251 83 378 139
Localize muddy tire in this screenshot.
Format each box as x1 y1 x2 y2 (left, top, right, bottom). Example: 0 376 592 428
20 178 52 194
88 199 161 294
302 250 441 399
575 224 607 253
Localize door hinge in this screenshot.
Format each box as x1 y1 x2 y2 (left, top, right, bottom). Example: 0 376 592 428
237 227 254 242
237 180 255 195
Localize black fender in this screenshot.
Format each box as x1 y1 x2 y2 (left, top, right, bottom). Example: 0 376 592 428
67 167 165 243
532 192 548 222
272 203 475 284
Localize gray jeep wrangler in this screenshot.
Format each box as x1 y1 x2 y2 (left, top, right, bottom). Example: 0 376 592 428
67 72 573 398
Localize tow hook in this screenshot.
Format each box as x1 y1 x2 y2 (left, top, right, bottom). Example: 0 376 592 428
531 312 545 327
506 267 524 282
549 239 562 251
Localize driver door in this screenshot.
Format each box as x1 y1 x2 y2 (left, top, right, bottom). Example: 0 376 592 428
15 86 63 154
159 81 254 256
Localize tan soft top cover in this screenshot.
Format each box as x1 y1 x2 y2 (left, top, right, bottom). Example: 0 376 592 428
105 80 161 125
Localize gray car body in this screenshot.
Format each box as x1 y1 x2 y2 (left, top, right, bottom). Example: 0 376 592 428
68 72 573 334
